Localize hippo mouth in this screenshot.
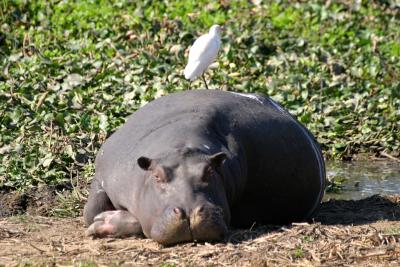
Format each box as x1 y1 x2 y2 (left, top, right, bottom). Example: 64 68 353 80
149 205 228 245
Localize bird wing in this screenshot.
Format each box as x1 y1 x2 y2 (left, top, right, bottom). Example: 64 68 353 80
187 34 211 64
184 33 221 80
187 34 220 65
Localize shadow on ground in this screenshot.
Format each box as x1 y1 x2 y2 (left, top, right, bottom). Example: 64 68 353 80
316 194 400 225
227 194 400 243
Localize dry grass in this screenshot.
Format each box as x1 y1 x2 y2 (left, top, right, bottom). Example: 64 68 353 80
1 195 400 266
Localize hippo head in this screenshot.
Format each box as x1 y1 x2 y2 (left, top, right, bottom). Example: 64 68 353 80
135 148 230 245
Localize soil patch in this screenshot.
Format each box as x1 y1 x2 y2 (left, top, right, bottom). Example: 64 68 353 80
0 186 60 217
0 195 399 266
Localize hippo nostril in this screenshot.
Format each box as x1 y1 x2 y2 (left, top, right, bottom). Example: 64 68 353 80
189 204 228 242
197 205 205 213
173 208 180 214
172 207 187 219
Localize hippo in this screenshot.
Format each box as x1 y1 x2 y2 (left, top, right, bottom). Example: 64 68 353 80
84 90 325 245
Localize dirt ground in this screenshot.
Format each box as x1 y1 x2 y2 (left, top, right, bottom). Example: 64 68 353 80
0 186 60 218
1 195 400 266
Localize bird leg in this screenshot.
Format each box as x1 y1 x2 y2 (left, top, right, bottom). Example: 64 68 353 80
187 81 192 90
201 74 209 90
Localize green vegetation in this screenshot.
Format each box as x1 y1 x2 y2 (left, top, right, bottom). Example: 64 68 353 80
1 0 399 191
159 263 177 267
294 246 304 258
325 175 347 193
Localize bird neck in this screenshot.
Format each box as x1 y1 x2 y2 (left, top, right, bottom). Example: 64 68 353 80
209 31 220 39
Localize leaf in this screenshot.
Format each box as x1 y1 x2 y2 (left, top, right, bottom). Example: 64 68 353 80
62 73 84 90
99 114 109 133
41 154 54 168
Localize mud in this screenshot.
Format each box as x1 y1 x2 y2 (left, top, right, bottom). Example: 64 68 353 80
0 195 399 266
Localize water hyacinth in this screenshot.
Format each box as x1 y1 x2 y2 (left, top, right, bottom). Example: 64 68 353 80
0 0 399 191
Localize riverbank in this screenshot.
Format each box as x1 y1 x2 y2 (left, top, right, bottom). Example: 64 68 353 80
1 195 399 266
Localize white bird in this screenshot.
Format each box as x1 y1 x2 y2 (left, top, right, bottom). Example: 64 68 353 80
184 25 222 90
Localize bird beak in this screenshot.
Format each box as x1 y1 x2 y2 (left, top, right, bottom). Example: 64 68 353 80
220 26 226 32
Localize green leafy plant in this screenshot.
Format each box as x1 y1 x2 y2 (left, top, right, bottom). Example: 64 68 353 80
0 0 399 194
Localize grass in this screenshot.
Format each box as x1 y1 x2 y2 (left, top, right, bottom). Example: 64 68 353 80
0 0 399 192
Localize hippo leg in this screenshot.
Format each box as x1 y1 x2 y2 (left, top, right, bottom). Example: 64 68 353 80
85 210 142 238
83 178 115 226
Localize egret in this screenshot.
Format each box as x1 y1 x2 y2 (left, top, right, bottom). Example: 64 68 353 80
184 25 222 90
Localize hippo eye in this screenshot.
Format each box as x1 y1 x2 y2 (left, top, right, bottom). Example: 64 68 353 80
202 166 215 182
153 175 162 183
152 167 169 183
153 174 168 184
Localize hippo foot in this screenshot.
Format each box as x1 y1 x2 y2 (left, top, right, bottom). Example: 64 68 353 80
85 210 142 238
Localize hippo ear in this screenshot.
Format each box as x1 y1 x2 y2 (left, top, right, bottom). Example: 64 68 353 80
209 152 227 168
137 156 153 170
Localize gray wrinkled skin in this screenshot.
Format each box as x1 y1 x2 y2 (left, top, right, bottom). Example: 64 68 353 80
84 90 325 245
